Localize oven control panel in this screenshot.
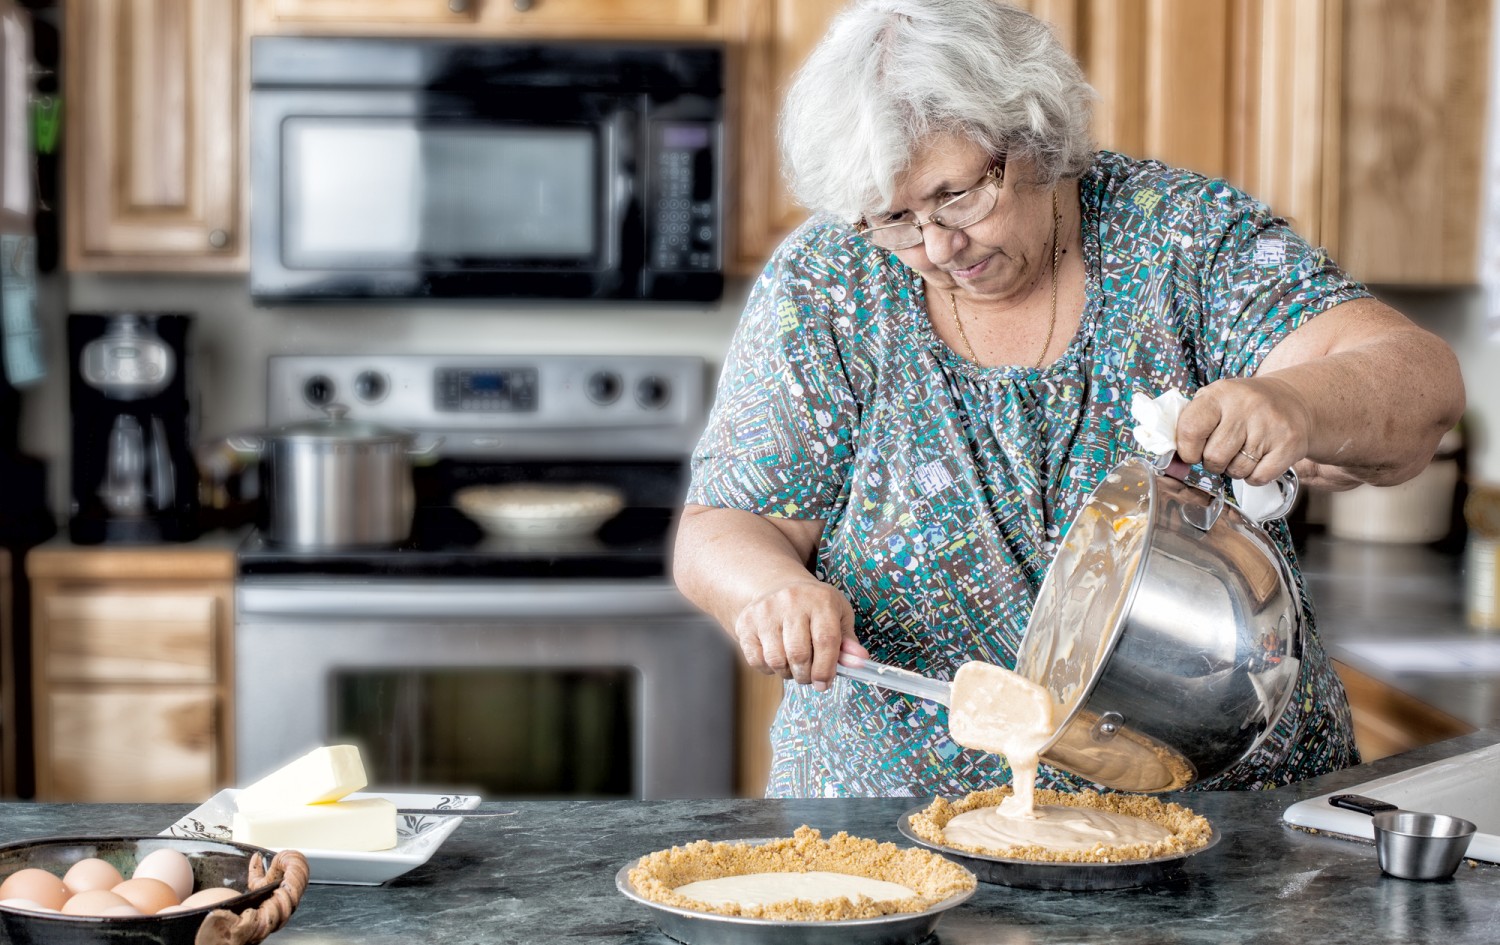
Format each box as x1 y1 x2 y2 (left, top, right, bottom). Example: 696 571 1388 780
266 354 707 459
436 367 539 413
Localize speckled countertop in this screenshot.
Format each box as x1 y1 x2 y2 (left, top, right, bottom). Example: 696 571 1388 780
3 731 1499 945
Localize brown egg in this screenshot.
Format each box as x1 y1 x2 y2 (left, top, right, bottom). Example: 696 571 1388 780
111 877 180 915
0 897 56 913
60 889 133 916
98 903 145 916
131 848 195 901
63 857 125 895
0 868 69 910
161 886 240 912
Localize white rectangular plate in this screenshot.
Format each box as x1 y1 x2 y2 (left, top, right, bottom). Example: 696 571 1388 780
162 789 482 885
1283 743 1500 863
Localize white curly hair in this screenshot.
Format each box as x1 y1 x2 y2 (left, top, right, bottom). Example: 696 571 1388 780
778 0 1097 222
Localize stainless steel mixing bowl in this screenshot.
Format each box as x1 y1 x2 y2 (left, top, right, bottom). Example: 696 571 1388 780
1015 456 1303 792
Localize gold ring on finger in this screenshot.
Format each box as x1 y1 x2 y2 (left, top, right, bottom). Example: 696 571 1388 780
1239 449 1261 463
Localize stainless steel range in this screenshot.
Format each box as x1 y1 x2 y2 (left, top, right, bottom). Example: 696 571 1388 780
234 354 737 799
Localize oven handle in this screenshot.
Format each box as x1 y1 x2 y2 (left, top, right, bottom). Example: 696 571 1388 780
236 580 704 619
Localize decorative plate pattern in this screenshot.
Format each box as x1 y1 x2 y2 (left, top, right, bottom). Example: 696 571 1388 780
162 790 482 885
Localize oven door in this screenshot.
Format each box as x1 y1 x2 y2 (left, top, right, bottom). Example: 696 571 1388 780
250 86 637 302
235 579 738 799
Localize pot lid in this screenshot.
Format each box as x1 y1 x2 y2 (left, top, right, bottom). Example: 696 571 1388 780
273 404 413 443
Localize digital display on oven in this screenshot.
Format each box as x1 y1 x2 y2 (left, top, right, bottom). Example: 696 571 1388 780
436 367 539 412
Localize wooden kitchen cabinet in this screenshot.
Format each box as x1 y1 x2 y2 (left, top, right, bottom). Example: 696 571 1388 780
27 546 235 802
723 0 1491 284
1326 0 1491 285
64 0 246 272
249 0 720 38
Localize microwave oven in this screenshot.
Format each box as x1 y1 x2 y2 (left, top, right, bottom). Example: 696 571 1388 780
249 38 724 303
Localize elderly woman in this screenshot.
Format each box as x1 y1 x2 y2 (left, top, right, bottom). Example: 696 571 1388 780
676 0 1463 798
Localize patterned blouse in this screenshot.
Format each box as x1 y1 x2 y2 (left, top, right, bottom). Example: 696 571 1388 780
688 151 1367 798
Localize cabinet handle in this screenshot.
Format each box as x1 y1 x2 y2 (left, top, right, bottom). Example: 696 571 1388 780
208 229 229 249
512 0 534 11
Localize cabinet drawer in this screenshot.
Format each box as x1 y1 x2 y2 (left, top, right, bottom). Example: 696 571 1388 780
261 0 480 24
43 593 218 683
256 0 713 32
44 688 218 802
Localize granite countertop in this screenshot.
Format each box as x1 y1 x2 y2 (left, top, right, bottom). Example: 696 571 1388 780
3 732 1499 945
1298 535 1500 726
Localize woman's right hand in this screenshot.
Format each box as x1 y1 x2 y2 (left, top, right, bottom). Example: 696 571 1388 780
734 579 868 692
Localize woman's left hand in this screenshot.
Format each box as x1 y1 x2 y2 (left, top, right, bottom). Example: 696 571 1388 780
1172 375 1313 487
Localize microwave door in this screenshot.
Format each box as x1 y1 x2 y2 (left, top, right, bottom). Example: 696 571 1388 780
251 90 634 301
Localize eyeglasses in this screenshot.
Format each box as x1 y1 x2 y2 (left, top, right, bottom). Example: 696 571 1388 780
855 158 1006 251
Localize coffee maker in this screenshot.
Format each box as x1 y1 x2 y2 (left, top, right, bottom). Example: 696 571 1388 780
68 313 198 543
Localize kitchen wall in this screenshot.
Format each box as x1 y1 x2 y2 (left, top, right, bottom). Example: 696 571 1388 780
20 274 755 516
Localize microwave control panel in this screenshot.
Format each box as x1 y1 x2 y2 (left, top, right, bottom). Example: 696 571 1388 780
650 121 718 273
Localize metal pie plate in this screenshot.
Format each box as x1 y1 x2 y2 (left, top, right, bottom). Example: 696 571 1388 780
615 839 976 945
897 807 1221 891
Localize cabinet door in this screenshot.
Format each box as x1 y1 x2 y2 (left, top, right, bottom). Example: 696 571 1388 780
728 0 845 273
1082 0 1234 182
64 0 244 272
1330 0 1490 284
45 688 218 802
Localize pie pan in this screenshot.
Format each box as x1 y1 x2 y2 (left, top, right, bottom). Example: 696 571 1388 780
454 483 624 539
615 838 976 945
897 808 1221 891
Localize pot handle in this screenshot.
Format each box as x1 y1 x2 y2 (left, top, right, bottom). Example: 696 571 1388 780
408 435 445 466
226 434 264 456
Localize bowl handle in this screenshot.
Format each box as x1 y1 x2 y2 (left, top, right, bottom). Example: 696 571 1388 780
194 849 310 945
1148 451 1299 527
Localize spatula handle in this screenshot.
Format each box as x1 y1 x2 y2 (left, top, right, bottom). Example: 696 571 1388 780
835 655 952 707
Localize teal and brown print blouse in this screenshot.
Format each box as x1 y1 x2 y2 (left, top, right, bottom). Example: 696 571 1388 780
688 151 1366 798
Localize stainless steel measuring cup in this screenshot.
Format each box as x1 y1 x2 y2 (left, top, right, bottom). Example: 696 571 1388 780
1330 794 1477 880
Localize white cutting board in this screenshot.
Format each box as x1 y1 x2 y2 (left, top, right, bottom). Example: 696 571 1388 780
1283 742 1500 864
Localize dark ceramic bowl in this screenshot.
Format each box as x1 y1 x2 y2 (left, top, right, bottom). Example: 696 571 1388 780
0 836 283 945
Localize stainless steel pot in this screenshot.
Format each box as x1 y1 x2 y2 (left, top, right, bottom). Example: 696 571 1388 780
1015 455 1303 792
230 405 440 549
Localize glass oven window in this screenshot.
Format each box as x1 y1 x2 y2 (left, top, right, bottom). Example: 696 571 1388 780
332 668 636 797
283 119 599 265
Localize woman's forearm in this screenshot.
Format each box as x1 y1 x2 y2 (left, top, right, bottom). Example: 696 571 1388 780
1260 305 1464 486
674 505 858 687
1179 298 1465 491
673 504 826 633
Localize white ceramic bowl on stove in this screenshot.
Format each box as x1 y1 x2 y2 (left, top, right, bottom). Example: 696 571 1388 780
455 483 625 539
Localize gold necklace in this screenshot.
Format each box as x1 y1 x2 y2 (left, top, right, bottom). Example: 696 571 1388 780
947 188 1060 369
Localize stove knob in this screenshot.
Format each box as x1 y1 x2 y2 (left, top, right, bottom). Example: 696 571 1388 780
587 370 622 405
303 374 336 407
635 375 671 410
355 370 389 403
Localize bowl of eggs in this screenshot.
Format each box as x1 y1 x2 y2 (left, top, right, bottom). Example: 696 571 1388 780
0 836 308 944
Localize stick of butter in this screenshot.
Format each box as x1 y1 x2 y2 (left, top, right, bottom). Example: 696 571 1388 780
236 745 368 813
232 797 398 852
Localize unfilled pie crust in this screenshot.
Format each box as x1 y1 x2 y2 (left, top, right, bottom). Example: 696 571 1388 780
627 825 975 921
